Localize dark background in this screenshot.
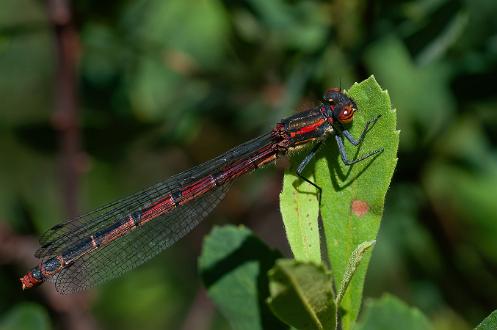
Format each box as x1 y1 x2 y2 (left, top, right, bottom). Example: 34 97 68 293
1 0 496 329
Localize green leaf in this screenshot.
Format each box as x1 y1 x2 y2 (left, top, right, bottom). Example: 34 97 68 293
0 303 51 330
280 152 321 264
314 76 399 329
336 240 376 306
198 225 284 330
475 310 497 330
267 259 336 330
354 294 432 330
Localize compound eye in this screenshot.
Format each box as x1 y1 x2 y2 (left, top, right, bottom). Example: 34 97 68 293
338 105 355 124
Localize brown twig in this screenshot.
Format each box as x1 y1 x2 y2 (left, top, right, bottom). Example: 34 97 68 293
46 0 84 219
38 2 96 329
180 287 214 330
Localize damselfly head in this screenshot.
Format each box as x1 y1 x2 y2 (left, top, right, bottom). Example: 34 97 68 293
322 89 357 125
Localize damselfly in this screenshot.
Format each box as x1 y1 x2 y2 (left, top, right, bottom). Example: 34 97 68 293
20 89 383 294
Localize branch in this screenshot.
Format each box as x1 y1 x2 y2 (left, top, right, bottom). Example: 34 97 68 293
46 0 85 219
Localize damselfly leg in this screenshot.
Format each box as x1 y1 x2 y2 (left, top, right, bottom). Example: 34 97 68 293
341 114 382 146
296 141 324 198
335 114 383 166
335 134 383 166
296 114 384 202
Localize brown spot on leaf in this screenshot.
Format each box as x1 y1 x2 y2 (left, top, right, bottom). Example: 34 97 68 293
352 200 369 217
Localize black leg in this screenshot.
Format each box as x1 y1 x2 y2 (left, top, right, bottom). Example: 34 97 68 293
335 134 383 166
296 141 323 202
342 114 381 146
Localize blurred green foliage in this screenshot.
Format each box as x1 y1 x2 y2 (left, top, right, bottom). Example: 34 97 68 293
199 226 283 330
355 294 432 330
1 0 497 329
0 303 50 330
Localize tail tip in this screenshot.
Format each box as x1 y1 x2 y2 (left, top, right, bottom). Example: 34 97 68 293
20 272 42 291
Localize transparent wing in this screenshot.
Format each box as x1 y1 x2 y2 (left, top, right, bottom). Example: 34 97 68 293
36 132 273 258
51 184 230 294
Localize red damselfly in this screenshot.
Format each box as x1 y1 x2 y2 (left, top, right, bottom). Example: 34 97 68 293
20 89 383 294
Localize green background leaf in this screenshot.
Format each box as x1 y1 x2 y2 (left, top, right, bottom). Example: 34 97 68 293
267 259 335 330
354 294 432 330
198 225 284 330
0 303 51 330
314 76 399 329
